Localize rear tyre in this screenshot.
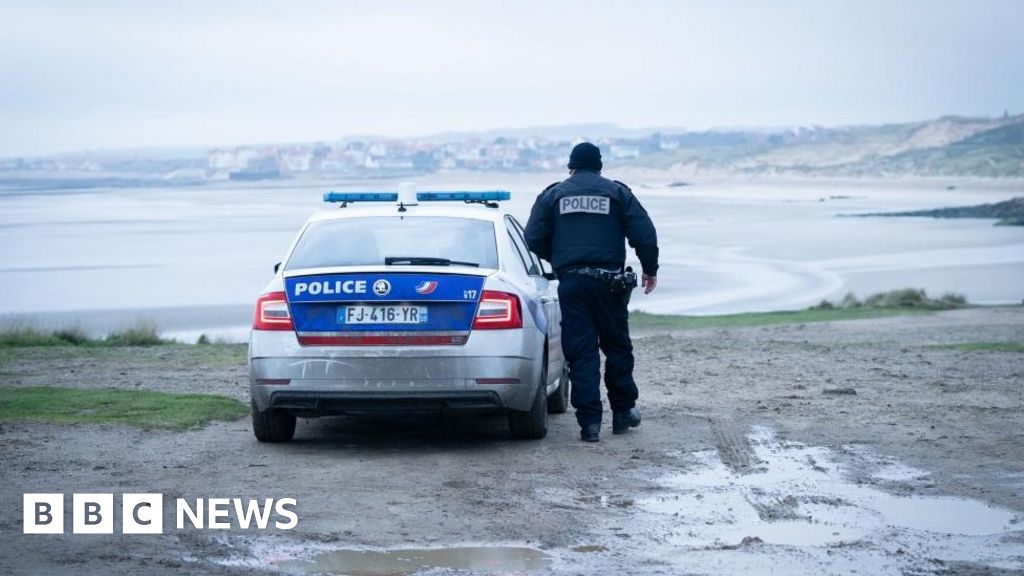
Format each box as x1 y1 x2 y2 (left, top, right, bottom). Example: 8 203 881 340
547 361 570 414
252 403 296 442
509 381 548 439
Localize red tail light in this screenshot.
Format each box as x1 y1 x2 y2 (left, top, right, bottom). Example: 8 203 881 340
253 291 293 331
472 290 523 330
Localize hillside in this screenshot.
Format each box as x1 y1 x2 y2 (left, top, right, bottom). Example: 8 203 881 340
634 114 1024 178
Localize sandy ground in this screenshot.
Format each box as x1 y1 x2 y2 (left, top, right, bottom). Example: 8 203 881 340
1 307 1023 575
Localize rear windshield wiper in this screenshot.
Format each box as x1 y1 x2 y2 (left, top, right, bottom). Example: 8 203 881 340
384 256 480 267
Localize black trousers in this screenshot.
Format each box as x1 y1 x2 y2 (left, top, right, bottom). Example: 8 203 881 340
557 273 639 428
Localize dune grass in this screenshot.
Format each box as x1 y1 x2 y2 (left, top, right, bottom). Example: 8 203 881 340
0 321 172 348
0 386 248 430
929 342 1024 352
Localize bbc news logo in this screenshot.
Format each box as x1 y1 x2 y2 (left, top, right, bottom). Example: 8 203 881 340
23 494 298 534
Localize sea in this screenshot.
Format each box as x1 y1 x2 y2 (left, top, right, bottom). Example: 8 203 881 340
2 172 1022 342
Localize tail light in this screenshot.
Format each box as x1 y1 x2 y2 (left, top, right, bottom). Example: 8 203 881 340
253 291 293 331
472 290 522 330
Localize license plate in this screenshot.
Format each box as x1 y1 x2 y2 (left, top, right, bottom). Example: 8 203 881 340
339 305 429 325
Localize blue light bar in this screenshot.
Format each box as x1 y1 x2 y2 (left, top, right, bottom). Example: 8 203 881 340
323 192 399 203
416 191 511 202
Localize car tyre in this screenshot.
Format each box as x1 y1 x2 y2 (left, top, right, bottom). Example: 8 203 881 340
547 361 570 414
509 380 548 439
252 403 296 442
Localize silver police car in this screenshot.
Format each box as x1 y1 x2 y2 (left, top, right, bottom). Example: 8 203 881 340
249 188 568 441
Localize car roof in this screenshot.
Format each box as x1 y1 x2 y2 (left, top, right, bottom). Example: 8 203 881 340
307 202 510 224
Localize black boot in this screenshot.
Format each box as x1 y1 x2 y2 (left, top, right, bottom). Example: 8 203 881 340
580 423 600 442
612 408 641 434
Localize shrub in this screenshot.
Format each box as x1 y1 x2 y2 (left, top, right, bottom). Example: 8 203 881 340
940 292 967 306
104 320 167 346
810 288 968 311
53 327 90 345
840 292 862 309
864 288 928 308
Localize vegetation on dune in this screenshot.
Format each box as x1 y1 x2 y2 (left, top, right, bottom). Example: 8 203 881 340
0 321 174 347
0 387 248 430
631 288 971 332
629 115 1024 178
810 289 967 311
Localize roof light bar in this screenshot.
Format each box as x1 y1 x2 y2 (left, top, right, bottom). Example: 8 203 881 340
323 192 399 203
417 191 510 202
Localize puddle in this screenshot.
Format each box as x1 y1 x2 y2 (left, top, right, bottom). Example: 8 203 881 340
625 427 1024 574
277 546 551 575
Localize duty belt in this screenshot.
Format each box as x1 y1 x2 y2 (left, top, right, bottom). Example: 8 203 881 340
566 266 620 280
565 266 638 298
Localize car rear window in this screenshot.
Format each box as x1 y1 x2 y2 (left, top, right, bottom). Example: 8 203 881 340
285 216 499 270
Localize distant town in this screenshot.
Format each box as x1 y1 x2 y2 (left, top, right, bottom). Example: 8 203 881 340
207 134 663 180
0 132 672 183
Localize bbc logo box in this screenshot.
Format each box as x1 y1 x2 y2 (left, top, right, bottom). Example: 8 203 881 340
24 493 163 534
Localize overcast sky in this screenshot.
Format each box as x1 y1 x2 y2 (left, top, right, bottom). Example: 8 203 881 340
1 0 1021 156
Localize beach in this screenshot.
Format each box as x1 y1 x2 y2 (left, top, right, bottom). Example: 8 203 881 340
1 174 1022 340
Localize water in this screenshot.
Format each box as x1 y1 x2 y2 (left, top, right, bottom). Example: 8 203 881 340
638 428 1020 548
625 427 1024 574
276 546 551 575
1 174 1022 337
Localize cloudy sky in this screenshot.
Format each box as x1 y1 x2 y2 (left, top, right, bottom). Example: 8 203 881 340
1 0 1021 156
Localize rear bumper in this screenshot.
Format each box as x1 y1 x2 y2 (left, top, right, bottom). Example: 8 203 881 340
265 389 507 415
248 330 544 414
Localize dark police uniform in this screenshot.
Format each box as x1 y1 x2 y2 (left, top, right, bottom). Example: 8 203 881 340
524 169 659 434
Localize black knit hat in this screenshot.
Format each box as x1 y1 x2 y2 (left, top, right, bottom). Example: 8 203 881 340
567 142 602 171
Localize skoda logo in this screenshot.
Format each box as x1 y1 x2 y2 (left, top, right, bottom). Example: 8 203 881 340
372 279 391 297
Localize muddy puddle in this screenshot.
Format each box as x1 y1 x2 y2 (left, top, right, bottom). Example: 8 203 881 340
214 427 1023 576
276 546 551 575
625 427 1024 574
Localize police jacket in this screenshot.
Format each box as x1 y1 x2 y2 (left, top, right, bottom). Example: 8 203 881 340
524 170 659 277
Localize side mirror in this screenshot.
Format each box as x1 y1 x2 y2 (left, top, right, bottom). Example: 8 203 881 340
273 262 281 274
543 272 557 281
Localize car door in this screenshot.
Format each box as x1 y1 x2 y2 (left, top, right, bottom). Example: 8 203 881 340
504 216 562 389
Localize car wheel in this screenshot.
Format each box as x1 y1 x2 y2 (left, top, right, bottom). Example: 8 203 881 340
251 402 296 442
547 361 570 414
509 380 548 439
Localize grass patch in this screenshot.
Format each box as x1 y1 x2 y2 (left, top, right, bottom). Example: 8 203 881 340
632 288 975 332
0 386 248 430
0 321 174 348
630 306 932 332
930 342 1024 352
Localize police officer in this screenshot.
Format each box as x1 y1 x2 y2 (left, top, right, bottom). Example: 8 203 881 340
525 142 659 442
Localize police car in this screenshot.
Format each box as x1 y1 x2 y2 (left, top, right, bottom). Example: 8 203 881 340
249 185 568 441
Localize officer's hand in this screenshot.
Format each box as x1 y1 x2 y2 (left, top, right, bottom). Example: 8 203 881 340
642 274 657 294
